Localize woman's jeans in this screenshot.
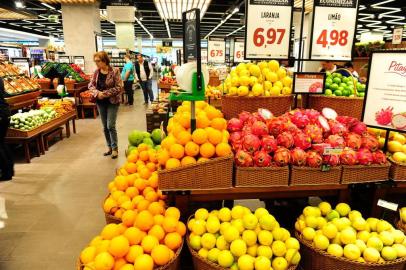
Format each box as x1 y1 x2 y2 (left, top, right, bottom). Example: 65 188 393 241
97 102 119 150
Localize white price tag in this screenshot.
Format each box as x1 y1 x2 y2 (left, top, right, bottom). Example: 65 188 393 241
310 0 358 61
207 38 225 63
245 0 293 59
392 28 403 45
201 49 208 64
234 42 245 63
377 199 398 211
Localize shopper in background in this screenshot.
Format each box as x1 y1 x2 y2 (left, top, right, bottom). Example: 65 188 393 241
319 61 338 73
343 62 360 79
89 51 123 159
134 54 154 105
0 75 14 181
30 59 43 78
121 54 135 106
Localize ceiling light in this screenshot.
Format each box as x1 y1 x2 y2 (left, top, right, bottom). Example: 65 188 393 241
153 0 212 21
205 13 233 39
135 16 153 38
233 7 239 14
165 19 171 38
226 25 245 36
15 0 25 9
41 3 55 10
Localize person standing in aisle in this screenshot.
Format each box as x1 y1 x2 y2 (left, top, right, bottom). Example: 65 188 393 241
89 51 123 159
121 54 135 105
134 54 154 105
0 77 14 181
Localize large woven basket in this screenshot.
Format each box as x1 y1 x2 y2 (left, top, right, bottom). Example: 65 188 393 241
341 163 391 184
296 231 406 270
76 241 183 270
235 166 289 187
38 81 51 89
397 220 406 234
102 194 121 224
389 158 406 181
290 166 342 186
158 155 233 191
308 95 364 120
221 95 293 119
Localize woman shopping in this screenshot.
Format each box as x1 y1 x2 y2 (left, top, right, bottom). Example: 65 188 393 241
88 51 123 159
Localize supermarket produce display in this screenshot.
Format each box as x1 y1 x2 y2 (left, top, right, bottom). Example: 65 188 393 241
324 72 366 98
41 62 88 83
0 62 40 96
9 109 57 131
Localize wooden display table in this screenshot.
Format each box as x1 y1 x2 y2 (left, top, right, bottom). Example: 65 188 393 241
166 184 349 217
371 181 406 218
5 110 77 163
5 91 42 111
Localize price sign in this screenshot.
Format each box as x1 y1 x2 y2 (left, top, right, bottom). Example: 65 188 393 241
207 38 225 63
310 0 358 61
59 56 70 64
201 49 208 64
73 56 85 71
377 199 398 211
234 41 245 63
11 58 30 76
293 72 326 94
392 27 403 45
245 0 293 59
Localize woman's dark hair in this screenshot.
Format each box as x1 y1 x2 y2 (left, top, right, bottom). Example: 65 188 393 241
93 51 110 66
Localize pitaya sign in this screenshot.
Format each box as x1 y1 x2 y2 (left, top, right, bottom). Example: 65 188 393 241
362 51 406 131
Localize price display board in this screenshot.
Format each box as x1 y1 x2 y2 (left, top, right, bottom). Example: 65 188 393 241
310 0 358 61
293 72 326 94
392 27 403 45
73 56 85 71
207 37 225 63
95 34 103 52
59 56 70 64
184 19 198 62
234 38 246 63
244 0 293 60
362 51 406 132
201 49 208 64
11 57 30 76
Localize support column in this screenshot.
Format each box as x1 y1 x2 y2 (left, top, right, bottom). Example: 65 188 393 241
115 23 135 50
62 2 101 73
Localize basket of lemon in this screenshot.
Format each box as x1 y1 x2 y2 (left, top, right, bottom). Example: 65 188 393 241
295 201 406 270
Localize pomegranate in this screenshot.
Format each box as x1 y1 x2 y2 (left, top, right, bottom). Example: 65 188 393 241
238 111 252 124
261 135 278 153
243 134 261 153
235 150 253 167
306 151 323 168
273 147 291 167
329 120 348 136
227 118 243 132
361 134 379 152
253 151 272 167
340 148 358 165
251 121 269 137
372 150 387 164
357 148 373 166
375 107 394 126
325 134 346 148
290 148 307 166
277 132 295 149
304 124 324 143
323 155 340 167
293 131 312 150
345 133 362 150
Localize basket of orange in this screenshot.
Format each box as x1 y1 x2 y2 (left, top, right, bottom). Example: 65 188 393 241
157 101 234 191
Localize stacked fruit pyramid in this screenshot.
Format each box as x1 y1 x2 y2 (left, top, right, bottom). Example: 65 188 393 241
80 143 186 270
295 201 406 265
324 72 366 98
187 206 300 270
157 101 232 170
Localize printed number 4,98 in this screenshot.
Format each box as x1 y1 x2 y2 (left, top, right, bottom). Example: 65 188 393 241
316 30 349 48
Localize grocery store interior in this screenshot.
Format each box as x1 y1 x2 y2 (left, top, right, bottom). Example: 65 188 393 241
0 0 406 270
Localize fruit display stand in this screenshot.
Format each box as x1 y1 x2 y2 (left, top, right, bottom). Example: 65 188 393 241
388 158 406 181
371 181 406 217
5 90 42 111
235 166 290 187
221 95 293 119
341 163 391 184
308 95 365 120
290 166 342 186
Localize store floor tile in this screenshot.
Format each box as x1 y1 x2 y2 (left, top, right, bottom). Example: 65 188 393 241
0 87 155 269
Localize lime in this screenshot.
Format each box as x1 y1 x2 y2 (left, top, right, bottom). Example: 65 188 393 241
347 80 353 86
342 77 349 83
338 86 344 92
325 89 333 96
325 82 331 89
330 83 339 90
343 90 350 96
333 77 341 84
334 90 343 96
336 73 342 78
339 83 347 88
326 71 331 77
358 92 365 97
326 78 333 85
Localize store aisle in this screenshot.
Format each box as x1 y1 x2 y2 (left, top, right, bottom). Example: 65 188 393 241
0 88 155 270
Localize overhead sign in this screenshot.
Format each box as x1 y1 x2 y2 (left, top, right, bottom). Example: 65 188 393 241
162 41 173 47
95 34 103 52
207 37 225 63
244 0 293 60
362 51 406 132
293 72 326 94
73 56 85 71
109 0 134 6
11 57 30 77
392 27 403 45
310 0 359 61
234 39 246 63
184 19 197 62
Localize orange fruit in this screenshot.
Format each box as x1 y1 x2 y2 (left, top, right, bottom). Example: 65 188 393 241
108 235 130 258
101 223 120 240
137 199 150 211
135 160 145 168
192 129 208 145
181 156 196 166
184 141 200 157
176 130 192 145
196 114 211 129
138 143 150 152
148 224 165 241
126 174 137 187
158 198 167 205
96 239 110 254
165 207 181 220
205 106 222 120
211 118 227 130
135 210 154 231
198 157 209 163
147 149 157 163
145 191 159 203
139 167 152 180
125 245 144 263
139 151 149 162
117 223 128 234
146 162 156 172
148 202 165 216
171 124 186 138
222 130 230 142
80 246 97 264
124 227 145 245
103 197 118 214
165 158 181 170
122 210 137 227
108 181 115 192
162 216 178 233
119 264 135 270
127 153 139 163
134 178 147 191
161 136 177 151
134 254 154 270
120 200 134 210
176 222 187 236
117 194 131 206
113 257 127 270
94 252 115 270
114 209 124 219
132 195 144 208
154 214 165 225
141 235 159 254
157 149 170 166
207 129 223 145
90 236 103 247
125 187 139 199
142 187 154 197
151 245 171 266
169 144 185 159
216 142 232 157
200 142 215 158
164 232 183 251
148 174 158 189
137 165 146 174
125 163 138 174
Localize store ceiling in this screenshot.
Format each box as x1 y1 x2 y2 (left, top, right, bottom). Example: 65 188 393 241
0 0 405 41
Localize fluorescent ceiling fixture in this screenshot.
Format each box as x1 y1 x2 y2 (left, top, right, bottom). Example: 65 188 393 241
135 17 153 38
56 10 62 14
153 0 212 21
0 27 49 39
205 13 233 39
15 0 25 8
22 20 33 23
226 25 245 37
41 3 55 10
165 20 171 38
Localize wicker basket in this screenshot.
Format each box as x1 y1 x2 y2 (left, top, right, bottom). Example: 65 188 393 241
397 220 406 234
235 166 289 187
296 231 406 270
80 96 95 104
308 95 364 120
158 155 233 191
341 163 391 184
221 95 293 119
290 166 342 186
389 158 406 181
38 81 51 89
208 97 222 109
102 195 121 224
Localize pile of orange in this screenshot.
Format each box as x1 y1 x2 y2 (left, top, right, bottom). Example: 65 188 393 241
158 101 232 170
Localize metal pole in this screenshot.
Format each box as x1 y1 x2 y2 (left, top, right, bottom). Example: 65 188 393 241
298 0 305 72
